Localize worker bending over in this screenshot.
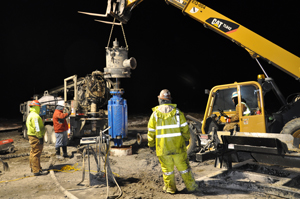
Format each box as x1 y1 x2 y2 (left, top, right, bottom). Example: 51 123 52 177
147 89 198 194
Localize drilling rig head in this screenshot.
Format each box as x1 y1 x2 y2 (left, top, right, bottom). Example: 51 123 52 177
104 38 137 79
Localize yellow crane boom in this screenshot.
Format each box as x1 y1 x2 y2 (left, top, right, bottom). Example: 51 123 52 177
107 0 300 80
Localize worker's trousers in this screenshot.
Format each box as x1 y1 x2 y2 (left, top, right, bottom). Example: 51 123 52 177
223 122 238 131
158 152 197 193
55 131 68 148
28 136 43 173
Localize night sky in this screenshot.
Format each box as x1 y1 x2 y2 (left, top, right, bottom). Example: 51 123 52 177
1 0 300 119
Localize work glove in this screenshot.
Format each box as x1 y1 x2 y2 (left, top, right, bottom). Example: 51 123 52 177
39 138 44 145
225 117 231 123
64 107 70 115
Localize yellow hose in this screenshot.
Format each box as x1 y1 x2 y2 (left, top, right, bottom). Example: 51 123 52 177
0 176 32 183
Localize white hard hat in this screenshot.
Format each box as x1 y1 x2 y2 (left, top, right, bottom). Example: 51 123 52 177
57 100 65 107
231 92 238 99
158 89 172 100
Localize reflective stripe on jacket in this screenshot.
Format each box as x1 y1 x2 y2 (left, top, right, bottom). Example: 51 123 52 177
147 104 190 156
26 106 45 138
53 109 69 133
231 102 251 122
241 102 251 116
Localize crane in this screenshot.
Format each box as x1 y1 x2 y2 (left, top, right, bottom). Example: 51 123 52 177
78 0 300 168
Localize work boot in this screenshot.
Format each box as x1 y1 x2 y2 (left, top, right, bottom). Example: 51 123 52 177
55 147 63 159
34 169 49 176
31 167 42 173
62 146 69 158
163 186 177 194
181 170 199 193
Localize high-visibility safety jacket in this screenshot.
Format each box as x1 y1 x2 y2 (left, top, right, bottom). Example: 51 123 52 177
147 104 190 156
53 109 69 133
241 102 251 116
231 102 251 122
26 106 45 139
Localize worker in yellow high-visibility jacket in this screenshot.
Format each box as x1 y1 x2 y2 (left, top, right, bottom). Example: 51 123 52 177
26 100 48 176
147 89 198 194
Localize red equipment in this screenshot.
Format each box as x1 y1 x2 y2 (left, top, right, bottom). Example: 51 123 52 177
0 139 15 153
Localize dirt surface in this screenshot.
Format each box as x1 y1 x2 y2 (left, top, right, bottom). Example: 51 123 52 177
0 118 22 132
0 114 297 199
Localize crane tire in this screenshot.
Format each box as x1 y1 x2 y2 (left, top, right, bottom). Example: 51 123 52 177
51 129 57 145
22 125 28 140
186 122 201 157
45 125 55 145
280 118 300 148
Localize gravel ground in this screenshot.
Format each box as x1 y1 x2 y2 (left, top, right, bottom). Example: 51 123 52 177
0 115 297 198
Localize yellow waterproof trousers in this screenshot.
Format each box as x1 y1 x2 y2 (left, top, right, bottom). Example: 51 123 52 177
29 136 43 173
158 152 198 193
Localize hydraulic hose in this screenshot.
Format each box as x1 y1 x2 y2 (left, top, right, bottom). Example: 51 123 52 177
100 130 122 199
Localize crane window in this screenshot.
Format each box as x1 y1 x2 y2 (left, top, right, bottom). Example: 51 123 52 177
212 85 260 114
212 88 237 112
240 85 260 113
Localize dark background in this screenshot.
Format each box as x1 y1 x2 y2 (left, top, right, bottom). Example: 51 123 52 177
1 0 300 119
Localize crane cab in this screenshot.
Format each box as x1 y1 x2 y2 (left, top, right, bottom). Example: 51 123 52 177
202 81 266 134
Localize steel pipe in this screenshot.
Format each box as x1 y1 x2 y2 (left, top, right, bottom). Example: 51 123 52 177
137 133 148 145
